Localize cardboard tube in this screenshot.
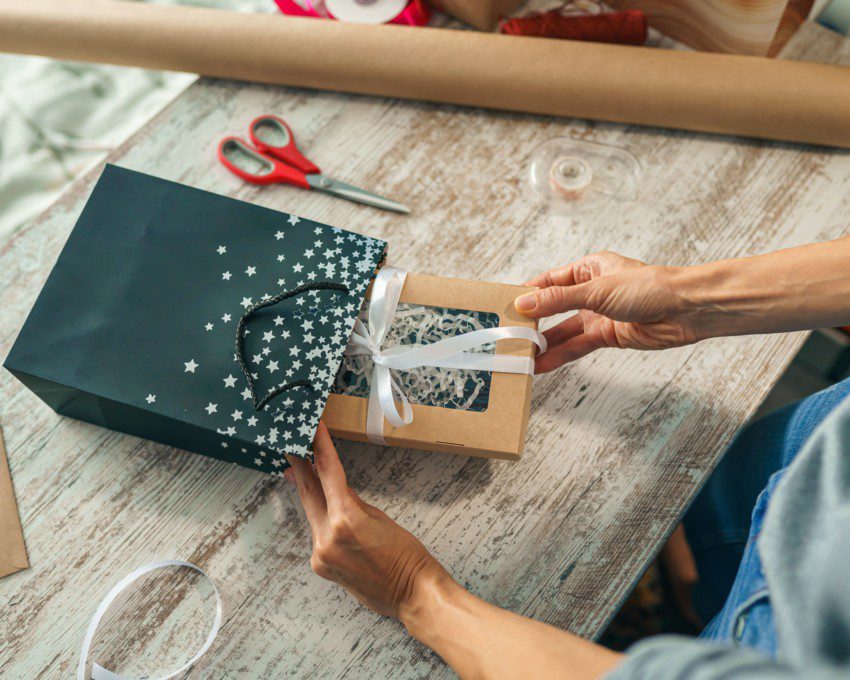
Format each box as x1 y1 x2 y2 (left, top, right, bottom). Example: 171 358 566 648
1 1 850 148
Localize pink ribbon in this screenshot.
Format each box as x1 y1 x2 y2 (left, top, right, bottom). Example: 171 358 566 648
274 0 431 26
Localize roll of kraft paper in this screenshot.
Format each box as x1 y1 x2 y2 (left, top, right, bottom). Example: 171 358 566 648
1 1 850 148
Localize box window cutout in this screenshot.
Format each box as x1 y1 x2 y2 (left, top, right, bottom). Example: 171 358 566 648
333 303 500 412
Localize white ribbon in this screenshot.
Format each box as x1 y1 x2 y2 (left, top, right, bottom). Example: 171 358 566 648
78 560 222 680
345 267 547 445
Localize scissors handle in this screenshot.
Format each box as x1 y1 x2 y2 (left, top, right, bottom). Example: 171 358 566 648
217 137 310 189
249 115 320 176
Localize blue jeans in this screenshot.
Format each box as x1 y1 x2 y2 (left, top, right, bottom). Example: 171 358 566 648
683 376 850 657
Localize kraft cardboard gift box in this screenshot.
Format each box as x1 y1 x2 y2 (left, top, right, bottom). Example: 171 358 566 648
433 0 525 30
325 273 538 461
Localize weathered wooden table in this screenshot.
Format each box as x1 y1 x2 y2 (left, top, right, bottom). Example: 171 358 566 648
2 21 849 679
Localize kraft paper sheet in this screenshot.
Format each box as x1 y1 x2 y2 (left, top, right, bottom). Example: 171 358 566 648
0 426 28 579
1 1 849 148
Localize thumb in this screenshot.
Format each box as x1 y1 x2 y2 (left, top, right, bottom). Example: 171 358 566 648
514 280 598 318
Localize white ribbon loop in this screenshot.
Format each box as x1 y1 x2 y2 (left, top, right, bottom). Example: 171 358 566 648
78 560 222 680
345 266 547 445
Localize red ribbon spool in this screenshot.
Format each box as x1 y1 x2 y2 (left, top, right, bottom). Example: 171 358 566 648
500 8 647 46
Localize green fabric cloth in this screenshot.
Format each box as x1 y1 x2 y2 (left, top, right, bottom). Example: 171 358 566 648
0 0 271 240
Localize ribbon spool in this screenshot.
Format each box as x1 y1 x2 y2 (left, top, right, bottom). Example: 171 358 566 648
275 0 430 25
324 0 409 23
529 137 641 217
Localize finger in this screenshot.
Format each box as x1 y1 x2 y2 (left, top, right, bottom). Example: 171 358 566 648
514 281 596 319
349 491 388 520
312 421 349 510
541 313 584 347
535 334 603 373
523 263 578 289
285 453 327 528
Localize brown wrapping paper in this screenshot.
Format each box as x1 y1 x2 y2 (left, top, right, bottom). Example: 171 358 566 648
0 426 29 579
432 0 525 30
1 1 850 148
324 273 537 460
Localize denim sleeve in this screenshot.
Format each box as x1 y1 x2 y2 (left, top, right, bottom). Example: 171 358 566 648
605 636 804 679
607 397 850 680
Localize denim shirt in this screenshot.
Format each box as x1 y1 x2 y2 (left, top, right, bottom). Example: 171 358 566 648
699 468 783 657
607 397 850 679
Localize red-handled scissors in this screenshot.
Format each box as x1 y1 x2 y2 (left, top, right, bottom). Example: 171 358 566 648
218 115 410 214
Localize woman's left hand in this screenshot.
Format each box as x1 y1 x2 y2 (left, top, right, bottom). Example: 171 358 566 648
286 423 623 680
284 423 451 619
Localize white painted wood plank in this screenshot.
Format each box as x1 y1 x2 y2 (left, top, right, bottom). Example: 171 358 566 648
1 20 849 679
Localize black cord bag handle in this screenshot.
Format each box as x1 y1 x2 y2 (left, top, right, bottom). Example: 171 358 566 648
235 281 349 411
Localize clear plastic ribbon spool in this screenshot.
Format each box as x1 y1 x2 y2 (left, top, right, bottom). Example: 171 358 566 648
529 138 641 217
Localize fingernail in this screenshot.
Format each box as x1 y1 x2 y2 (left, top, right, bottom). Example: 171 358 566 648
515 294 537 311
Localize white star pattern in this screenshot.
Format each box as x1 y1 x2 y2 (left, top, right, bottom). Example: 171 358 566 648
146 394 156 404
168 214 385 474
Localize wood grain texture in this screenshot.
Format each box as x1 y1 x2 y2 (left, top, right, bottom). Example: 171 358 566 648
1 20 849 679
607 0 815 55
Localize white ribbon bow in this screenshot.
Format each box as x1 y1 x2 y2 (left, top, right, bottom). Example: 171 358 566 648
78 560 222 680
345 267 547 445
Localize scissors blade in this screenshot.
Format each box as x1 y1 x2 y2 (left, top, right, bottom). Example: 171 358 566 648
307 175 410 214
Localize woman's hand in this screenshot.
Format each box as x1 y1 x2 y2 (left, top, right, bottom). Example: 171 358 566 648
284 423 451 619
516 238 850 373
515 251 698 373
286 424 623 679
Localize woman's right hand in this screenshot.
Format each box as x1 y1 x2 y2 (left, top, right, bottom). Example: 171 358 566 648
515 251 701 373
516 237 850 374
